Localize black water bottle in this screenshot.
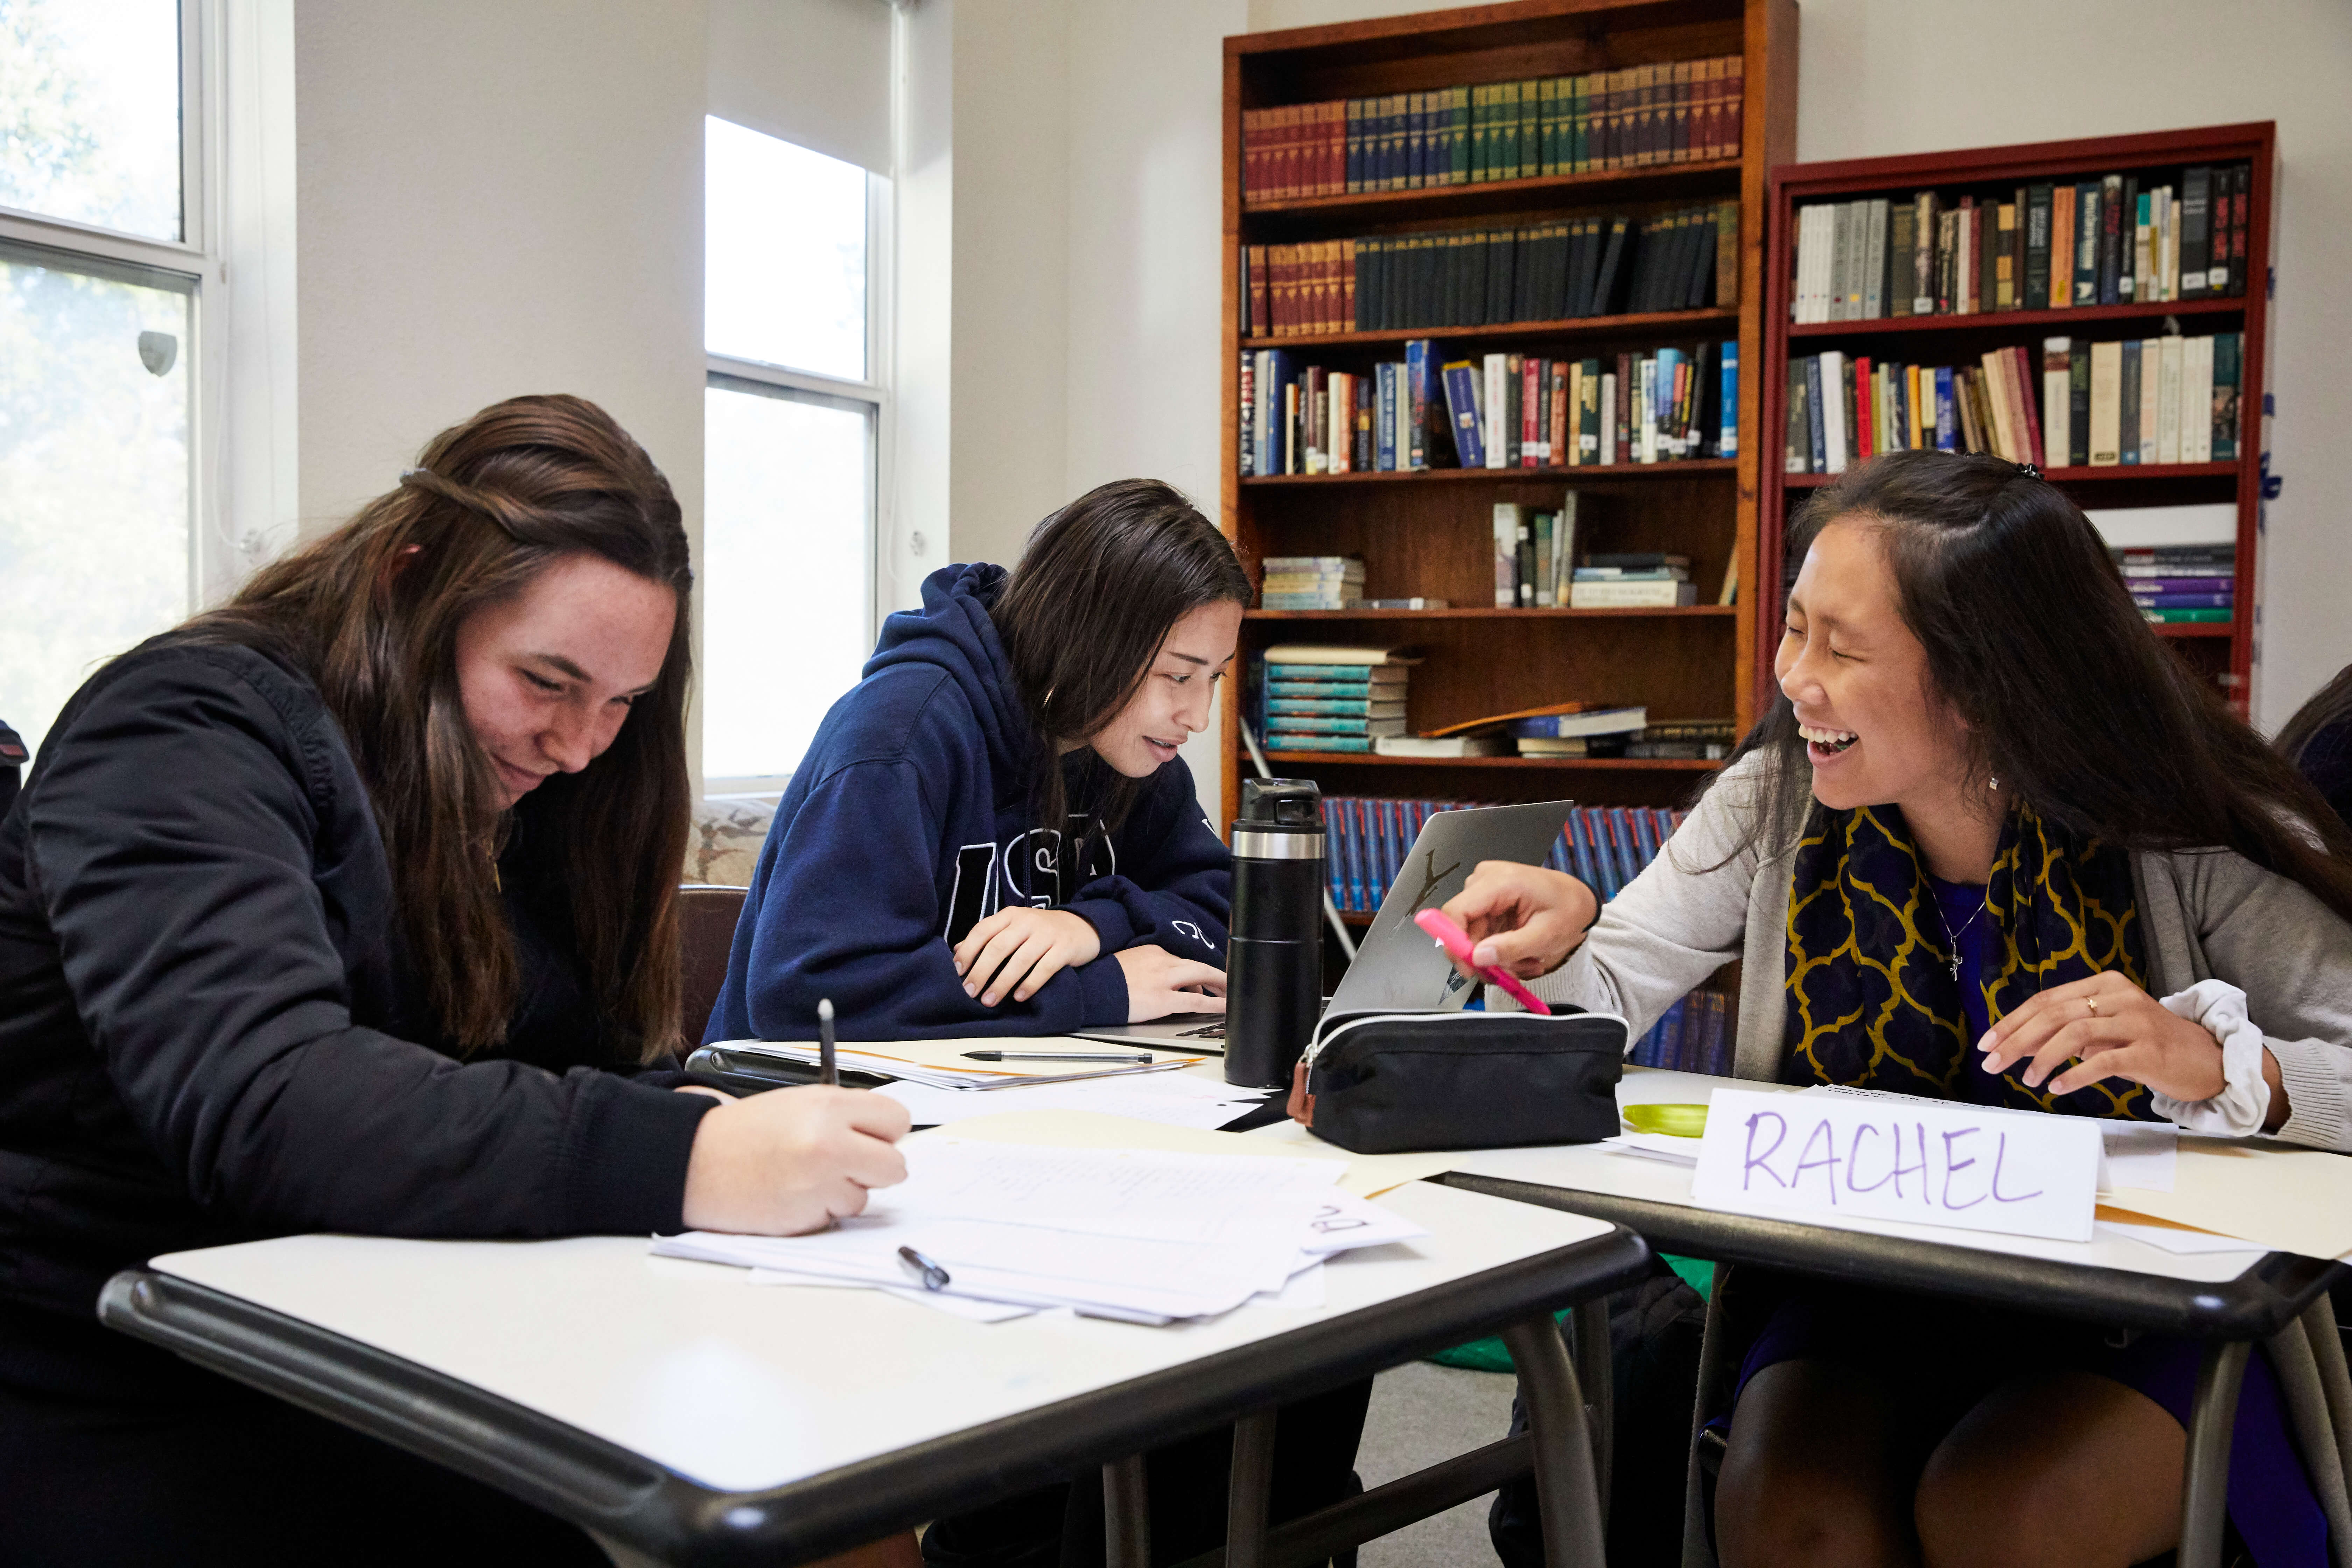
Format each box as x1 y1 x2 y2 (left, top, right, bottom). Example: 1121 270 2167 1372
1224 778 1326 1089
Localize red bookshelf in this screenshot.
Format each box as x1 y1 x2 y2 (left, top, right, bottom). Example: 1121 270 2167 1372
1759 124 2276 714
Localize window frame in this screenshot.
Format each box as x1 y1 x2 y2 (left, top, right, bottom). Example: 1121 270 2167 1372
701 148 895 795
0 0 228 610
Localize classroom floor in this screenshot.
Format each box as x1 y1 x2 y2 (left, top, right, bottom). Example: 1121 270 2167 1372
1356 1361 1519 1567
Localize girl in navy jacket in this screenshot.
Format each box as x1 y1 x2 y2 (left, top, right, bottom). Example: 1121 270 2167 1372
708 478 1250 1040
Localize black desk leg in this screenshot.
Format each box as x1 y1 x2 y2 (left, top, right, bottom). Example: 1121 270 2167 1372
1569 1296 1614 1525
1106 1453 1153 1568
1225 1409 1280 1568
2178 1339 2250 1568
1500 1312 1608 1568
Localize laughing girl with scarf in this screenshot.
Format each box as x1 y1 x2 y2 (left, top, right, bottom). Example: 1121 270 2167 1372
1447 450 2352 1568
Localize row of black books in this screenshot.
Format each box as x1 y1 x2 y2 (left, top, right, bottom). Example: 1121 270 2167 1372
1790 164 2253 323
1240 340 1740 476
1238 55 1746 202
1321 795 1729 1070
1784 332 2244 475
1241 203 1738 338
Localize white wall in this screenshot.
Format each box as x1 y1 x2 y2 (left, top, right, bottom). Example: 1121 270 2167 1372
1062 1 1249 811
292 1 707 545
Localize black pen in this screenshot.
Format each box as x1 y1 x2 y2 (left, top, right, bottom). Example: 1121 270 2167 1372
962 1050 1154 1063
897 1246 951 1291
818 998 838 1086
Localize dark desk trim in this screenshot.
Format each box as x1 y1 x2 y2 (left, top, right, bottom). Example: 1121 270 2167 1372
102 1228 1647 1568
1440 1172 2343 1339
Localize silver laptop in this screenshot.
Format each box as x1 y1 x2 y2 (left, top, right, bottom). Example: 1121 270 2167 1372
1074 799 1576 1047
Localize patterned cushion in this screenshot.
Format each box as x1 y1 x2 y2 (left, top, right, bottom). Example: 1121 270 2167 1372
686 794 779 887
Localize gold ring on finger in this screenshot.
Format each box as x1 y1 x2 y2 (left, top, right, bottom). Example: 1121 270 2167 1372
2085 996 2099 1017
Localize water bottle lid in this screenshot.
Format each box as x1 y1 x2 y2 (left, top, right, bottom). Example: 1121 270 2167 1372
1232 778 1322 859
1237 777 1322 830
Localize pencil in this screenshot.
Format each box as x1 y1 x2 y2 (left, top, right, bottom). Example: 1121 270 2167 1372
818 998 838 1086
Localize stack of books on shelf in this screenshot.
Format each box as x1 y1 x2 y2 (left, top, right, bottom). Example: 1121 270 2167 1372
2086 503 2238 626
2117 540 2234 624
1568 553 1696 609
1239 201 1737 337
1238 55 1745 202
1625 719 1738 760
1260 556 1365 610
1783 331 2242 474
1790 162 2252 323
1242 341 1738 476
1509 705 1648 758
1252 645 1418 755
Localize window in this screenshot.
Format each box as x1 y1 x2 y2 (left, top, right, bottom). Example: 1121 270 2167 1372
1 0 213 758
702 115 888 789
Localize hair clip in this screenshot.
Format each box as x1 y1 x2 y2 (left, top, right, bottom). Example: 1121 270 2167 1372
2014 461 2043 480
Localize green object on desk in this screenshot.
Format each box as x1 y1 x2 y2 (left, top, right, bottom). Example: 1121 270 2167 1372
1621 1102 1710 1138
1425 1256 1715 1372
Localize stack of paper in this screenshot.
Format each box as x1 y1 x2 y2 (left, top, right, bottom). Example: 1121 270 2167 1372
710 1038 1203 1091
652 1138 1425 1324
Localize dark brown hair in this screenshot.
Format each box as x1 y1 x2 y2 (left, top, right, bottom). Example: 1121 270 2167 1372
186 394 693 1059
990 478 1250 847
1717 449 2352 924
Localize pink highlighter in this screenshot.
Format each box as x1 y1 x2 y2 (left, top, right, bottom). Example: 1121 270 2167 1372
1414 908 1553 1016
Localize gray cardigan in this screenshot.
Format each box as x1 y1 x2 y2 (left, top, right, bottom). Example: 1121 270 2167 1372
1513 753 2352 1153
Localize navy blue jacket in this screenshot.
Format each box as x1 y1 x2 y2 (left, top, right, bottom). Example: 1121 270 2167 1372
706 564 1232 1041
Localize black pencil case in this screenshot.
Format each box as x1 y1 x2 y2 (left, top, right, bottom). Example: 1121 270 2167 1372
1285 1008 1628 1154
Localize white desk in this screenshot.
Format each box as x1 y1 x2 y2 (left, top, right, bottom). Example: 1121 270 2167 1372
102 1179 1647 1567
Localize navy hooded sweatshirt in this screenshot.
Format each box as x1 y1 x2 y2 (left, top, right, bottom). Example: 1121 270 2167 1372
705 563 1233 1041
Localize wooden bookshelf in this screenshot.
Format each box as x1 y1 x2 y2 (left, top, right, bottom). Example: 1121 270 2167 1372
1759 124 2276 714
1219 0 1799 831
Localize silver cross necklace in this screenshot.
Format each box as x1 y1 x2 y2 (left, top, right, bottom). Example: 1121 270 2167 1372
1934 887 1994 982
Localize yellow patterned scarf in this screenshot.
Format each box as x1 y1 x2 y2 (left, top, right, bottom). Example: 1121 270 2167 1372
1782 800 2157 1119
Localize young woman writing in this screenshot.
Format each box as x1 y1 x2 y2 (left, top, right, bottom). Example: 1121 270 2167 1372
1446 450 2352 1568
0 396 910 1567
707 477 1247 1041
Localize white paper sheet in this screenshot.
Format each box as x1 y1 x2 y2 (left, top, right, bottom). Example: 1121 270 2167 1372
2092 1219 2265 1257
879 1074 1268 1132
652 1139 1424 1324
747 1267 1040 1320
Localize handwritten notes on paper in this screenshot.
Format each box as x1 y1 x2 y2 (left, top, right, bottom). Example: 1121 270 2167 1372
1691 1088 2103 1242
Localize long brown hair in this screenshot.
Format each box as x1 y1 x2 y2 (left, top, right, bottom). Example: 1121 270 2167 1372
1715 449 2352 925
991 479 1251 845
187 394 693 1059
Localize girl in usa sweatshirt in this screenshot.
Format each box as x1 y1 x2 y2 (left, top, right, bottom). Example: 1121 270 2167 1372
706 479 1252 1041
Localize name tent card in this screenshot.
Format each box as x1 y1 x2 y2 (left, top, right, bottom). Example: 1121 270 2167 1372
1690 1089 2102 1243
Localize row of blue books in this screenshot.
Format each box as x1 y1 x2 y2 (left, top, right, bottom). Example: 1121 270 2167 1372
1627 989 1732 1076
1321 798 1687 916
